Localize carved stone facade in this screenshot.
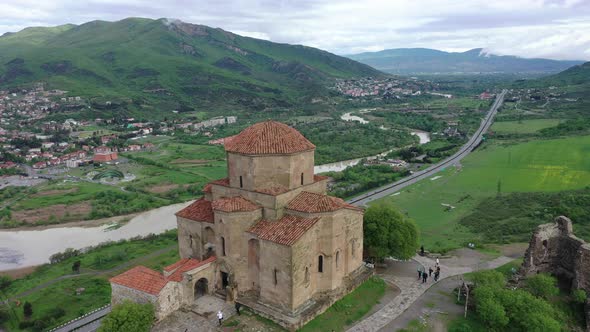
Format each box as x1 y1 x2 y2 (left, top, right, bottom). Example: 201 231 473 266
110 121 371 330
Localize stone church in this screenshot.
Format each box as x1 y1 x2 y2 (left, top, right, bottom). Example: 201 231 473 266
110 121 371 329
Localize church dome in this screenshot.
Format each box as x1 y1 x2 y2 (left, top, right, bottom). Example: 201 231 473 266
224 121 315 155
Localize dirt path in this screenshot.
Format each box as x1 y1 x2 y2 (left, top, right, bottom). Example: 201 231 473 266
10 244 176 299
347 251 514 332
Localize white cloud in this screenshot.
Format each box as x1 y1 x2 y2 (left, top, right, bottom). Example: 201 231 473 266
0 0 588 60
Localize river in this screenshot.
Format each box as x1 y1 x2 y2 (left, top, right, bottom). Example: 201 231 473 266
313 113 431 173
0 201 191 271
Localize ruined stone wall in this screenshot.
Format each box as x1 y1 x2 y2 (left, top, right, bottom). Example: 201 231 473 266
522 216 590 292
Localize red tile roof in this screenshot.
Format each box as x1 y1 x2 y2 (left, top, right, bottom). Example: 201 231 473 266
163 258 192 273
167 256 217 282
175 198 214 223
203 183 212 193
255 185 290 196
212 196 260 212
314 175 329 181
287 191 363 213
248 215 320 246
109 266 168 295
224 121 315 155
210 178 230 187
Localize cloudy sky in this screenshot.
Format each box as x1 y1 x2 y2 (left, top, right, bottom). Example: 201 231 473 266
1 0 589 60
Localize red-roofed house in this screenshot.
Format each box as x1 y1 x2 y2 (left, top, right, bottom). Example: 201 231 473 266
111 121 368 329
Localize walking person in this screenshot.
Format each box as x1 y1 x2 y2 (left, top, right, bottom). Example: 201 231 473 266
420 245 425 256
417 266 423 280
217 310 223 326
429 267 433 277
422 270 428 283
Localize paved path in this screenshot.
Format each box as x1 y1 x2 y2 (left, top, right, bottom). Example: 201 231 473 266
347 254 512 332
348 89 506 206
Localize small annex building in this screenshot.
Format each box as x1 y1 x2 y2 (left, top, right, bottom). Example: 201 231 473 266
110 121 371 330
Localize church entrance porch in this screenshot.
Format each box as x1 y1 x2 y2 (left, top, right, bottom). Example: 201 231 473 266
194 278 209 299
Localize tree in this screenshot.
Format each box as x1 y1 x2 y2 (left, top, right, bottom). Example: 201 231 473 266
98 301 154 332
72 260 81 274
525 273 559 299
23 301 33 319
363 204 419 260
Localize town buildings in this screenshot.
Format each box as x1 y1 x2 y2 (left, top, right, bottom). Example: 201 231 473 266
109 121 371 330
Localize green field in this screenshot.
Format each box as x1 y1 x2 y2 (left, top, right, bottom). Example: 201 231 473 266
491 119 563 134
1 231 180 331
375 135 590 251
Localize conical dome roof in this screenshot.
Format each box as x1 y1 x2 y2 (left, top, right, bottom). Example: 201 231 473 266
224 121 315 155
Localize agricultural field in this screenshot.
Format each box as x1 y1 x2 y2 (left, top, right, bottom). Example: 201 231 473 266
374 135 590 252
491 119 563 134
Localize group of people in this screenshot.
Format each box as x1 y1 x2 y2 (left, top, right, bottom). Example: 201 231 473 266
417 259 441 283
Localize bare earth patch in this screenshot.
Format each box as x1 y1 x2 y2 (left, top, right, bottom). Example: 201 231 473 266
32 188 79 197
13 202 92 224
147 183 180 194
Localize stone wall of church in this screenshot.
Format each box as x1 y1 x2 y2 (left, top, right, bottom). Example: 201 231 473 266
215 209 263 292
288 208 364 311
226 150 314 192
110 284 159 315
258 240 293 311
156 282 183 320
177 217 204 259
210 178 327 219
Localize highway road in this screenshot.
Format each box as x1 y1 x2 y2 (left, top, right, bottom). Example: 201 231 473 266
347 89 507 207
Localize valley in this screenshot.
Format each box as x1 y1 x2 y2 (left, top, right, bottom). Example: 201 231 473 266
0 12 589 332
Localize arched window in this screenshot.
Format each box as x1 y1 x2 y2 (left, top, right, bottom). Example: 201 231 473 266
351 239 357 258
239 176 243 188
273 269 278 285
304 267 310 283
336 250 340 269
318 255 323 273
301 172 304 185
221 237 226 256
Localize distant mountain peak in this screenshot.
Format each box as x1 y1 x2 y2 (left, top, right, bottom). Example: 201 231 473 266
347 47 584 74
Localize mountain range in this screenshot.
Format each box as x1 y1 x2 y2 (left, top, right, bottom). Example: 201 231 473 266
0 18 381 114
347 48 584 75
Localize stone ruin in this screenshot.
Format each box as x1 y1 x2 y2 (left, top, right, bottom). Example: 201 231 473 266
521 216 590 291
521 216 590 330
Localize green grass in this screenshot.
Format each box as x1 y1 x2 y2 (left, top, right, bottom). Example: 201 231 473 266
491 119 564 134
374 136 590 250
1 231 180 331
299 276 386 332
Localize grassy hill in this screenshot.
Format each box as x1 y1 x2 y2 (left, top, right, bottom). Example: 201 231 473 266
0 18 382 115
347 48 583 75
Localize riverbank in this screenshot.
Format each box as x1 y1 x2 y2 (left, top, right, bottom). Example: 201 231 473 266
0 201 191 271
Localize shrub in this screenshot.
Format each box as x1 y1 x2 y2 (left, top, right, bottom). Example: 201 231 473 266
525 273 559 300
572 289 587 304
98 301 154 332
